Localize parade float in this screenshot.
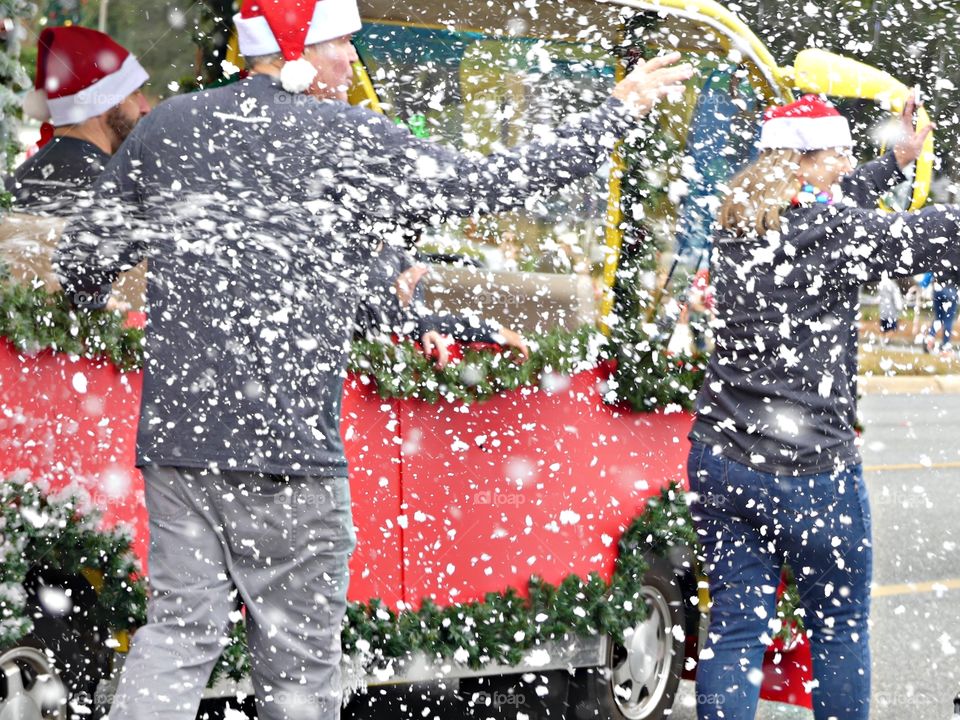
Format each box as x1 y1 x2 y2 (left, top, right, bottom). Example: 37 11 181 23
0 0 933 718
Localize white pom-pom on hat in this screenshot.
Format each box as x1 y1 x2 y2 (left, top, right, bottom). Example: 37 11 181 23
280 57 318 94
23 88 52 121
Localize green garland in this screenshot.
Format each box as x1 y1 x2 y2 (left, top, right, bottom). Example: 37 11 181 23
608 325 708 412
775 564 804 646
0 477 148 649
0 280 705 411
348 324 606 405
0 278 145 371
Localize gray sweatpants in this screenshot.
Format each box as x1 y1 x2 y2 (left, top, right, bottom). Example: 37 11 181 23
107 466 356 720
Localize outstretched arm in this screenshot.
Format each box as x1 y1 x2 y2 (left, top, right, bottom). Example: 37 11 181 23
840 95 931 208
834 203 960 283
329 53 693 226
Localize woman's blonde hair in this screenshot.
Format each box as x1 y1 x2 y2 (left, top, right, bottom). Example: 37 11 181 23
717 149 804 236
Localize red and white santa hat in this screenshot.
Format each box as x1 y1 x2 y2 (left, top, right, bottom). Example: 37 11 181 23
234 0 362 94
23 26 148 127
758 94 854 151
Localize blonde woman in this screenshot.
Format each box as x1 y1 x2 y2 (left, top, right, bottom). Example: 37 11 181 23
688 95 956 720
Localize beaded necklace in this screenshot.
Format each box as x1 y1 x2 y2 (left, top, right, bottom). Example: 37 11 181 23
791 183 833 207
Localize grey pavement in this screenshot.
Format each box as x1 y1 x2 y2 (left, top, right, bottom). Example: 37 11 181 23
861 394 960 720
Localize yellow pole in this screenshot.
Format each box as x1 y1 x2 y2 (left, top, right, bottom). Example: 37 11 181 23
599 55 628 335
600 145 626 334
348 61 384 113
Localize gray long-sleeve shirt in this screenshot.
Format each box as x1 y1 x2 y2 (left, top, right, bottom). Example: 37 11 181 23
691 152 960 475
55 73 634 477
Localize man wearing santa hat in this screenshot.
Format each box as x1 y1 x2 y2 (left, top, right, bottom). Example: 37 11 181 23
6 25 150 213
55 1 692 718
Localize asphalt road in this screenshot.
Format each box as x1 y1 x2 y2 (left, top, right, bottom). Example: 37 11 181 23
332 394 960 720
858 393 960 720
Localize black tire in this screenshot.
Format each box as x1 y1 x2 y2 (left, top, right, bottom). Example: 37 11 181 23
566 555 687 720
2 568 113 720
196 696 258 719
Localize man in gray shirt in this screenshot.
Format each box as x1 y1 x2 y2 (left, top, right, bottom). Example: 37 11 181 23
56 0 691 716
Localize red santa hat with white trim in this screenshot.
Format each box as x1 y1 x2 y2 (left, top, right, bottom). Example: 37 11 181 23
234 0 362 94
758 94 854 151
23 26 149 127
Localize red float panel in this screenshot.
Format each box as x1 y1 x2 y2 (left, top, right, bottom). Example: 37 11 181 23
396 366 693 606
341 376 404 606
0 340 813 705
0 340 148 559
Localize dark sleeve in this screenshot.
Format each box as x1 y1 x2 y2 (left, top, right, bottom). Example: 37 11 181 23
352 293 381 339
339 98 636 225
839 151 906 208
415 312 502 344
352 260 404 340
829 204 960 283
53 126 151 309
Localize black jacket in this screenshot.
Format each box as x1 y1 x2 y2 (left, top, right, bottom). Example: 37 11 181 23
692 152 960 474
6 137 108 215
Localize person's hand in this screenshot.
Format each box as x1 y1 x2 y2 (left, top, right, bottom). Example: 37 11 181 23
612 52 694 118
394 264 430 307
893 91 934 170
420 330 451 369
496 328 529 361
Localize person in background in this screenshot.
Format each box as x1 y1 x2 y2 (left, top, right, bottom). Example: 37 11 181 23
689 93 958 720
6 26 151 213
877 272 904 343
918 267 959 354
687 267 714 353
356 243 529 367
906 273 928 339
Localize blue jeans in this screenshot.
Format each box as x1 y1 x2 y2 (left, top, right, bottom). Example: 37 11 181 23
929 285 959 347
687 443 872 720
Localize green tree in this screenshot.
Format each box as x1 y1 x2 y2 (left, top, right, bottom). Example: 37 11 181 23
0 0 33 177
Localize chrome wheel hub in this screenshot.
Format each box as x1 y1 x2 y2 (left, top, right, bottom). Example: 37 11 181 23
609 587 675 719
0 646 67 720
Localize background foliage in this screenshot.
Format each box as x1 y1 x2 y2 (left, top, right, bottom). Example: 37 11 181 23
0 0 33 174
